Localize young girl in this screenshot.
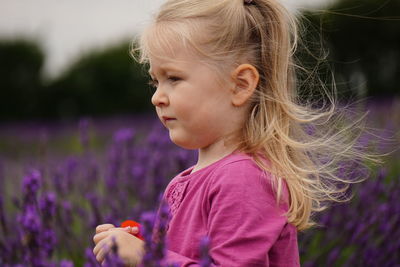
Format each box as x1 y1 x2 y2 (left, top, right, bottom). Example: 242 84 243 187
92 0 376 265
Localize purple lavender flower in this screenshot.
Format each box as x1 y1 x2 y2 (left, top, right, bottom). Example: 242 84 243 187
140 211 157 243
113 128 135 145
84 247 100 267
0 104 398 266
59 259 74 267
39 192 57 219
61 200 73 226
40 228 57 257
65 157 79 192
22 169 41 204
0 158 4 193
106 129 134 190
139 211 157 266
0 194 8 235
85 192 102 228
153 197 171 262
51 171 64 196
102 238 126 267
79 117 91 151
199 236 212 267
326 247 340 264
17 196 46 266
18 205 41 235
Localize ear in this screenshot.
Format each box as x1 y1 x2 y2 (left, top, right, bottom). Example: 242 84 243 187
230 64 259 107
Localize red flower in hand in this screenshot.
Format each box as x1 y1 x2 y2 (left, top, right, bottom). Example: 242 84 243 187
121 220 145 241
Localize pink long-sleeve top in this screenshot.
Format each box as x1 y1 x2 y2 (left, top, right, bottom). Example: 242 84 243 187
163 152 300 266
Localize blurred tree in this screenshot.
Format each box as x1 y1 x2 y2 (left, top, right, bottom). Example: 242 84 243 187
0 39 152 120
44 42 152 119
301 0 400 98
1 0 399 121
0 39 45 120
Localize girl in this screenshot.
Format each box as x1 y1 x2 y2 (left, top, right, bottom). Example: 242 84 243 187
93 0 377 266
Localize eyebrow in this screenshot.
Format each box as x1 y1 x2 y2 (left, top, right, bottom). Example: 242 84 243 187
148 65 183 77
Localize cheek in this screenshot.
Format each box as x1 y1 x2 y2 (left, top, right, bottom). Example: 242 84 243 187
172 97 194 118
154 107 162 119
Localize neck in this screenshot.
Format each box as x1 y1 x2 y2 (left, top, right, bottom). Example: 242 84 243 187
192 136 238 173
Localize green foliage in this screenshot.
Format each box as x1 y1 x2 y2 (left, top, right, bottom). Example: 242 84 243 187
0 40 152 120
0 0 399 120
44 42 152 118
0 39 45 120
300 0 400 97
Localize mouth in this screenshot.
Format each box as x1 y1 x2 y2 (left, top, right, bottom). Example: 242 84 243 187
162 116 176 123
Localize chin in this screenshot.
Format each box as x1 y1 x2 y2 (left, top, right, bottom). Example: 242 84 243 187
169 133 200 150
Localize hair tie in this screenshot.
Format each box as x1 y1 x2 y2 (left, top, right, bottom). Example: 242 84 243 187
244 0 253 4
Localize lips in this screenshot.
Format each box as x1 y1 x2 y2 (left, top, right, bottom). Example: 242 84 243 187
162 116 176 123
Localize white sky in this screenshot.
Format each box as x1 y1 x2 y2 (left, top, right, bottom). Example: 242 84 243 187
0 0 331 79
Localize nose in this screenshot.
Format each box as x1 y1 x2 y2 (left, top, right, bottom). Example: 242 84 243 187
151 87 169 107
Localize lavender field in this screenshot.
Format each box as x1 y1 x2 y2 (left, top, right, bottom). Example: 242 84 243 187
0 99 399 267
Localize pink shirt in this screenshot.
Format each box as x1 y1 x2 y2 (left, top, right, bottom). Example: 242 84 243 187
163 152 300 266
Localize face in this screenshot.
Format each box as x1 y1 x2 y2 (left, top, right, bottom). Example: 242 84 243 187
149 46 240 150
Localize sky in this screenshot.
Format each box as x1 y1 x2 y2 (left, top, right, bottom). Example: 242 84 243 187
0 0 332 79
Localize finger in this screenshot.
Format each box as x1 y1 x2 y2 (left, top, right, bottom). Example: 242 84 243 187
110 226 139 235
125 226 140 234
96 247 106 264
93 231 111 245
107 227 129 233
96 247 108 264
93 238 111 261
96 224 115 234
93 239 103 256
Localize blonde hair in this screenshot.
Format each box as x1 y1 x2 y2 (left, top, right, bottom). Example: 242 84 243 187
132 0 381 231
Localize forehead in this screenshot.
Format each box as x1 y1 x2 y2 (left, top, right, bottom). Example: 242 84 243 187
142 21 206 71
142 21 231 84
148 54 194 76
147 40 202 77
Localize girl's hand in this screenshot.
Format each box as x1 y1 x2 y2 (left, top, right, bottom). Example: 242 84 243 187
93 227 145 266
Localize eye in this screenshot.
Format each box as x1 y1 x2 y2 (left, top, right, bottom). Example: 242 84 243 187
168 76 181 82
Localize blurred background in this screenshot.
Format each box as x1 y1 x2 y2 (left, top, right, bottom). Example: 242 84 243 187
0 0 399 266
1 0 398 121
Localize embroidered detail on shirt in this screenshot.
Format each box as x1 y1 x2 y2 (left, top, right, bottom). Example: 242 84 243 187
166 180 189 216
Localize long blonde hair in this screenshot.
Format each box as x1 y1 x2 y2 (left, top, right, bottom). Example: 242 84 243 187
132 0 381 231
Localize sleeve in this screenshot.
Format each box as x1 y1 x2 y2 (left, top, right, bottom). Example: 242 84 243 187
164 161 289 267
